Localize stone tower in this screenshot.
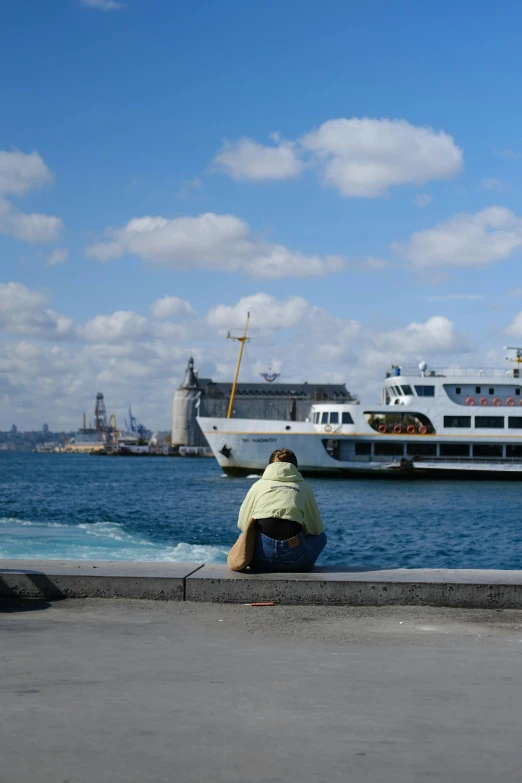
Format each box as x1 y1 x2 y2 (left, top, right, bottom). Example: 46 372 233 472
171 357 205 446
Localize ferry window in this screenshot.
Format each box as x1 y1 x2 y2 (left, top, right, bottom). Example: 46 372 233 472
414 385 435 397
374 442 404 456
489 388 494 395
330 411 339 424
401 385 413 395
322 439 340 460
476 386 481 394
406 443 437 457
342 412 354 424
508 417 522 429
440 443 470 457
455 387 461 395
517 389 521 396
321 412 328 424
395 385 404 396
507 445 522 458
473 444 502 458
355 442 371 455
444 416 471 428
475 416 504 428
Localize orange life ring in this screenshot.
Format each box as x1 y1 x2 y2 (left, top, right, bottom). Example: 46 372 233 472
393 424 402 433
466 397 475 406
507 398 515 406
493 398 501 407
418 425 427 434
406 425 415 434
378 424 386 433
479 397 488 406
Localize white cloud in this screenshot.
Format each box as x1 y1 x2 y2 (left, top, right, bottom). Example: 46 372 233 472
79 311 150 343
0 150 53 196
0 282 47 314
206 293 309 331
214 118 462 197
413 193 432 208
300 118 462 197
214 137 303 181
494 148 520 160
0 198 62 243
151 296 196 319
505 312 522 337
78 309 192 345
46 248 69 267
0 150 62 244
0 282 73 337
373 316 467 354
395 206 522 268
507 288 522 298
81 0 124 9
85 212 344 279
480 178 504 191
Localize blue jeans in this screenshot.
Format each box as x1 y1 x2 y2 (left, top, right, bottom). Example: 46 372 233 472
250 531 327 573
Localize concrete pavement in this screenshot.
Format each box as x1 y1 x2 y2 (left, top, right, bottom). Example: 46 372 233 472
1 599 522 782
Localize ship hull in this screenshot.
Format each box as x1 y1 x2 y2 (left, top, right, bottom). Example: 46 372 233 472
199 417 522 480
221 465 522 480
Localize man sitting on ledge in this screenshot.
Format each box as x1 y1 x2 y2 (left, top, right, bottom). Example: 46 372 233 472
237 448 327 572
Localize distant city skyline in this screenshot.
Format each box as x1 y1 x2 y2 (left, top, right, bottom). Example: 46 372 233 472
3 1 522 429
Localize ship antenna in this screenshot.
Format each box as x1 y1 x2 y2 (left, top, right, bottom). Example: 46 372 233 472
504 346 522 368
226 312 251 419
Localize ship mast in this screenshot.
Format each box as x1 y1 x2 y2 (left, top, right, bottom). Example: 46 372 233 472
226 312 251 419
505 346 522 369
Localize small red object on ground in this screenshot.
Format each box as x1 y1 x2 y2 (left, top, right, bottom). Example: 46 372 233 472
250 602 275 606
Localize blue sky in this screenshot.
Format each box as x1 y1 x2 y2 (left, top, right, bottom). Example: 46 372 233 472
2 0 522 430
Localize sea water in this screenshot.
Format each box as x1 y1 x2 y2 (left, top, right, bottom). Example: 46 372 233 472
1 452 521 569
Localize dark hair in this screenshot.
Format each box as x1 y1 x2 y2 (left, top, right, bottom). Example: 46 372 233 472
268 448 298 468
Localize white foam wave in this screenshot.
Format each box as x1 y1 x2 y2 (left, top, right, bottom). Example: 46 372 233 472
76 521 152 544
0 517 228 564
158 542 228 564
0 517 68 528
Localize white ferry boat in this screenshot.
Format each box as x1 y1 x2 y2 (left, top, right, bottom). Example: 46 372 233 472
199 339 522 479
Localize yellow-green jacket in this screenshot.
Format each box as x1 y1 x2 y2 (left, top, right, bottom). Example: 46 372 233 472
237 462 324 536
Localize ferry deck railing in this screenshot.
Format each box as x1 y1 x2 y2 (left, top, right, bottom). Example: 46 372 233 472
390 367 520 379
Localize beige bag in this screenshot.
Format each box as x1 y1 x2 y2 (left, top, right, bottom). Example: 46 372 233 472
227 518 257 572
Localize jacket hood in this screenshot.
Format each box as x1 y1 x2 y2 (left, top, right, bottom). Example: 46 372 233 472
261 461 303 482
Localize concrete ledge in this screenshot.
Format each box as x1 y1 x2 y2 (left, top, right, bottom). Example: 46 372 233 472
2 561 522 607
0 560 203 600
185 566 522 608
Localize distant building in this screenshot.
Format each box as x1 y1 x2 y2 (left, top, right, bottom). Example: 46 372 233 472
171 357 354 447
